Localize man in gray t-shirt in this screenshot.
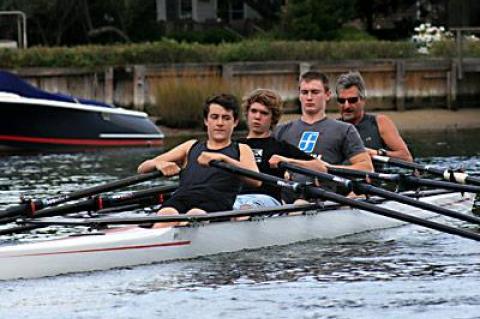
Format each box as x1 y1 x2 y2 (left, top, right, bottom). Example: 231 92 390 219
274 71 373 171
274 117 365 165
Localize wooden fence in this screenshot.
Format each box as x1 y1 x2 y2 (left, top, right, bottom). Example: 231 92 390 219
12 58 480 112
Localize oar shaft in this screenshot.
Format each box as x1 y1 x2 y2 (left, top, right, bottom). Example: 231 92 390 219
356 183 480 225
305 186 480 242
327 166 480 194
327 166 400 182
403 175 480 193
282 162 480 226
373 155 480 186
214 161 480 242
0 171 164 219
27 185 176 219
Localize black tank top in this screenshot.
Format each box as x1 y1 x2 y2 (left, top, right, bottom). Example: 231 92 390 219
177 140 242 207
355 113 387 150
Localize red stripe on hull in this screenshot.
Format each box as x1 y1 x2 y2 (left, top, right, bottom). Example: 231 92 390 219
4 240 191 258
0 135 163 146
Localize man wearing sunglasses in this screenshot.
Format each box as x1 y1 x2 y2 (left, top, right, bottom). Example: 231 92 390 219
336 71 413 162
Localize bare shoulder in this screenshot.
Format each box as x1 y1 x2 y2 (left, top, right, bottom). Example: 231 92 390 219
169 139 198 156
376 114 397 129
238 143 254 153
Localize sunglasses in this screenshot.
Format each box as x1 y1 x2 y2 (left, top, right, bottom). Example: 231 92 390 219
337 96 360 104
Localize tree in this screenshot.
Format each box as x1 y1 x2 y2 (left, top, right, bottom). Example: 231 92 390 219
282 0 356 40
0 0 160 46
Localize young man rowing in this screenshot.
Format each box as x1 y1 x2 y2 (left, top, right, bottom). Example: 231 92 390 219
137 94 260 224
274 71 373 172
273 71 373 201
235 88 328 207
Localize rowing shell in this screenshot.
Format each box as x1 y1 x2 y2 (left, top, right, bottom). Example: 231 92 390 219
0 191 474 280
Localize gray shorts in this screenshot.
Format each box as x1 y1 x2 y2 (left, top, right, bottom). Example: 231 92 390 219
233 194 281 210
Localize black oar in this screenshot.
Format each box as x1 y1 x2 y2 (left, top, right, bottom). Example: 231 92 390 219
327 166 480 194
210 161 480 242
0 171 164 220
0 185 176 236
281 163 480 226
4 190 451 231
0 184 176 224
24 203 331 227
373 155 480 186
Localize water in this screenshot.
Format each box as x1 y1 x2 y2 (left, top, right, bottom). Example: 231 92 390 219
0 130 479 318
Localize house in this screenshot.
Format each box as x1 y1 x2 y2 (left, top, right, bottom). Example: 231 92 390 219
156 0 260 23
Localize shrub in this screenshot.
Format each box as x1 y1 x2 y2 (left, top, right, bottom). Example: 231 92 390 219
152 76 244 128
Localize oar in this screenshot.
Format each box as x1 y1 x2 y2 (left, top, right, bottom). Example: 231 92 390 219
23 203 331 227
327 166 480 194
0 184 176 224
373 155 480 186
210 161 480 242
0 171 164 220
0 190 451 235
280 163 480 226
0 185 176 236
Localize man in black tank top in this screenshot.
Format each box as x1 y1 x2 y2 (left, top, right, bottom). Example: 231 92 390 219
336 71 413 162
137 94 260 226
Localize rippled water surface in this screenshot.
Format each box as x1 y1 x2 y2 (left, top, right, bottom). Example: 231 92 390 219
0 130 479 319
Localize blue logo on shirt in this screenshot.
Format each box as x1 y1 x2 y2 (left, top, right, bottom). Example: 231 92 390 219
298 131 319 154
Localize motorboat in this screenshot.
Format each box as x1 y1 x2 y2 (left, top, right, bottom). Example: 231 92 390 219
0 70 164 151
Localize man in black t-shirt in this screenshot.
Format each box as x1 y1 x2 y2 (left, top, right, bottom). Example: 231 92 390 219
236 89 328 205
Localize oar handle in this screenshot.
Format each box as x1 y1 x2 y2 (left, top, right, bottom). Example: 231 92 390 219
210 160 304 192
278 162 353 191
327 166 400 182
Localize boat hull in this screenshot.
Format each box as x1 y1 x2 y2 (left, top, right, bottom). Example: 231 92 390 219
0 97 164 151
0 192 474 280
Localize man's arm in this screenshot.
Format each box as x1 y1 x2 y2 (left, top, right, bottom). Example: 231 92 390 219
197 143 261 187
137 139 196 175
336 151 374 172
269 141 328 172
376 114 413 162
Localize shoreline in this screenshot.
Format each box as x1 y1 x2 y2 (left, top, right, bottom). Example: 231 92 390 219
160 108 480 137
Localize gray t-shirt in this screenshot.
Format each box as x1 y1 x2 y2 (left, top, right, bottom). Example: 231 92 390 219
273 117 365 164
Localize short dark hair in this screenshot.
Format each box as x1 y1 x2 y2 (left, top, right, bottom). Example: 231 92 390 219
203 94 240 120
242 89 283 129
299 71 330 92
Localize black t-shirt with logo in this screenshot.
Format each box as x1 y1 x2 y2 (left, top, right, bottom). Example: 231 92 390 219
238 136 313 201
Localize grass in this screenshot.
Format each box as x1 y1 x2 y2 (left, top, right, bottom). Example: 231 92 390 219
151 75 244 128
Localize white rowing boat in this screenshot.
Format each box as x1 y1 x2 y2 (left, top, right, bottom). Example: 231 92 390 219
0 191 475 281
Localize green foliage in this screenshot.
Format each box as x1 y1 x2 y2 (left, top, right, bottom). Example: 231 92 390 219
3 39 478 69
336 26 377 41
429 39 480 58
166 28 242 45
152 76 243 129
282 0 356 40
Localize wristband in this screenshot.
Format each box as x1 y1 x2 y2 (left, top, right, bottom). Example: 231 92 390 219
377 148 388 156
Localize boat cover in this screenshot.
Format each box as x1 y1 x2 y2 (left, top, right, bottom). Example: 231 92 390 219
0 70 112 108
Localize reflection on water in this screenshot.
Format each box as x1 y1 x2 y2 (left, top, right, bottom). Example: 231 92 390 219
405 128 480 157
0 130 479 318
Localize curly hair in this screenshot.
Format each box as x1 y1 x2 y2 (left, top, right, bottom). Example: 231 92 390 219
242 89 283 129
